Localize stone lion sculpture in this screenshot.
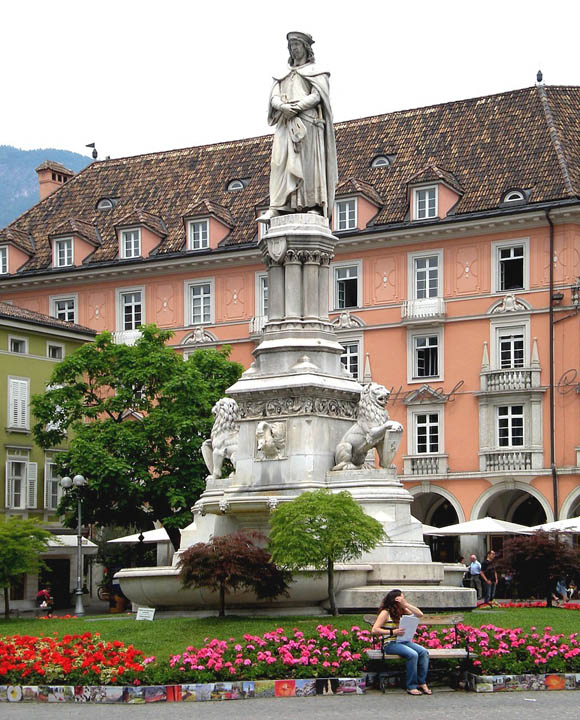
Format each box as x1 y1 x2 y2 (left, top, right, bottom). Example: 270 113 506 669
332 383 403 471
201 397 240 482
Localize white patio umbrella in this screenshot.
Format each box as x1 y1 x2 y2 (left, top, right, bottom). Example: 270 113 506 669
530 516 580 533
107 528 174 544
425 516 532 536
421 523 444 536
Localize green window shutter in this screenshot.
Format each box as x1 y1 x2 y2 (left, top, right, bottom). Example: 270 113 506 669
8 378 29 429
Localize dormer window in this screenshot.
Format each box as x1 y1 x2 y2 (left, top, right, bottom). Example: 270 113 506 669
97 198 114 210
188 219 209 250
121 228 141 259
413 186 438 220
227 179 245 191
0 246 7 274
503 190 525 203
371 155 390 168
54 237 73 267
334 199 357 231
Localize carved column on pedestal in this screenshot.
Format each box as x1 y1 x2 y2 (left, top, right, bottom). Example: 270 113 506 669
264 255 285 322
302 250 320 321
318 252 333 321
284 249 303 320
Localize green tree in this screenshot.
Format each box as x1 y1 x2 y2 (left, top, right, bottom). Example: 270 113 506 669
178 531 292 616
32 325 243 551
0 517 52 619
497 530 580 606
269 490 385 616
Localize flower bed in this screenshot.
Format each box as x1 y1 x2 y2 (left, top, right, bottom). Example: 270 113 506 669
498 601 580 610
2 622 580 693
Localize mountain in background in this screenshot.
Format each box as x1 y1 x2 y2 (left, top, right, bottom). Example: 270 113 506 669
0 145 92 228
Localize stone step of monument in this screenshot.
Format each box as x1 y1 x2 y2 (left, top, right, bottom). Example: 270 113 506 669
324 584 476 612
367 562 444 585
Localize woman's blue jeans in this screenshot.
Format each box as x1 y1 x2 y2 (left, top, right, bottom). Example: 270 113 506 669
385 640 429 690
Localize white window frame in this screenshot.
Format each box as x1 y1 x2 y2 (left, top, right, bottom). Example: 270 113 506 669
7 376 30 431
413 185 438 220
407 407 444 455
44 458 62 511
408 249 443 300
334 198 357 231
340 340 361 380
185 277 215 326
497 404 525 448
255 271 269 320
490 317 530 370
120 227 141 259
407 327 444 383
0 245 7 274
8 336 28 355
50 294 78 324
331 259 362 310
503 190 525 203
46 342 65 361
53 237 74 268
491 237 529 293
4 449 36 510
116 286 145 332
188 219 210 251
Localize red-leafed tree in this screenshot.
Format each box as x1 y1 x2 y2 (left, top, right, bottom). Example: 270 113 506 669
496 530 580 606
177 531 292 616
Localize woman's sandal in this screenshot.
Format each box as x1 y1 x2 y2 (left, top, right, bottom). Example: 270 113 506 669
419 686 433 695
407 689 422 695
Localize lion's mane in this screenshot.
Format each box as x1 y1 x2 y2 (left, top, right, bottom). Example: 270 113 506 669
211 398 240 441
357 383 389 429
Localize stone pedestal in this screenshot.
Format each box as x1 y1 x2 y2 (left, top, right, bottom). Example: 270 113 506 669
117 214 475 612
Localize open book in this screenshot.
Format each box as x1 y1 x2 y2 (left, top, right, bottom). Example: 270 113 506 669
398 614 419 642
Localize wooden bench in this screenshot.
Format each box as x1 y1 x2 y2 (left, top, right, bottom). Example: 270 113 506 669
362 613 474 688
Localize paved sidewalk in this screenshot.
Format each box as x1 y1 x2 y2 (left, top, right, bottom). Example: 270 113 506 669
2 689 579 720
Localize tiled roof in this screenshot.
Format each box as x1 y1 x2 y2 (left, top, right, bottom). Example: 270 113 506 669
115 208 167 237
182 199 235 229
0 301 96 336
335 177 384 207
3 85 579 274
50 217 101 246
406 165 463 194
0 227 34 255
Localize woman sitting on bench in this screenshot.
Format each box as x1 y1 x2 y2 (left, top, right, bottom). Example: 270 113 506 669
372 589 431 696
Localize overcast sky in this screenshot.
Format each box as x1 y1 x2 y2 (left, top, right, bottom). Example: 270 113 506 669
3 0 580 160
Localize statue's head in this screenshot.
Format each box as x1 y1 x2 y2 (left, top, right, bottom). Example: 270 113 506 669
287 31 315 66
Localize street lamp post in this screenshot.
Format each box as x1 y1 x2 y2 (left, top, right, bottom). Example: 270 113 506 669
60 474 87 616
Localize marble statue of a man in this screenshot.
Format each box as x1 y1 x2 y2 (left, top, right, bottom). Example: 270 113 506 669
259 32 338 222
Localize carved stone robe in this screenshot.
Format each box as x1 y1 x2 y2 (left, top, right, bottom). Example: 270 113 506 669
267 62 338 218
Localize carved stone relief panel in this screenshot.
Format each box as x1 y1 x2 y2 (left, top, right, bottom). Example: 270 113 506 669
238 396 358 421
255 420 287 461
154 283 176 326
220 275 246 321
371 256 399 304
453 245 480 295
87 292 109 330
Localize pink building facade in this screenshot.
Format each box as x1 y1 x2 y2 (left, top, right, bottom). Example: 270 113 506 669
1 85 579 557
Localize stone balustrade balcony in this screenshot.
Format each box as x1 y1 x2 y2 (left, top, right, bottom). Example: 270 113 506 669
401 297 446 322
249 315 267 338
483 449 533 471
403 453 449 476
112 329 142 346
480 367 541 392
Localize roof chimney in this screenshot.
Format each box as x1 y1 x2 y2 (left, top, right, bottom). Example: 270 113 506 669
35 160 74 201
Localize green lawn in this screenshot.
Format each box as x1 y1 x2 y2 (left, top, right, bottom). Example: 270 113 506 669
1 608 578 659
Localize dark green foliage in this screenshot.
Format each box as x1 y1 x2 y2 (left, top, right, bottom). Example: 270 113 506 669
0 517 52 619
0 145 91 227
269 490 385 616
31 325 243 550
178 531 292 616
496 530 580 606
